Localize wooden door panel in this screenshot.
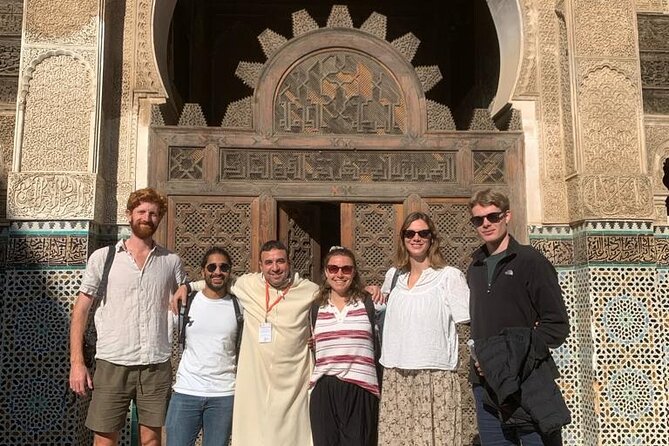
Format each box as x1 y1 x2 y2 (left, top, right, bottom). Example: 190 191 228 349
341 202 403 286
167 196 258 279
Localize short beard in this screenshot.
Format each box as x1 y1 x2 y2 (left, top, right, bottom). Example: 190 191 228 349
205 276 227 293
130 220 156 239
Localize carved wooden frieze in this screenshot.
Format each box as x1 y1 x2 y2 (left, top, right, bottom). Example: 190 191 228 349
7 172 97 219
219 149 456 183
0 1 23 36
0 37 20 75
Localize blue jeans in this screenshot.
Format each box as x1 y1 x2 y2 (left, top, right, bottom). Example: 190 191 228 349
472 385 562 446
165 392 234 446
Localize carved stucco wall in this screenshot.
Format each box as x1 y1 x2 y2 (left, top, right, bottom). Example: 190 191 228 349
98 0 168 223
568 0 652 221
7 0 168 223
6 0 103 221
21 55 93 172
513 1 666 445
515 0 653 222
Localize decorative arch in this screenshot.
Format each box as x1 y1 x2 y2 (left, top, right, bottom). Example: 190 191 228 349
254 29 427 136
486 0 523 114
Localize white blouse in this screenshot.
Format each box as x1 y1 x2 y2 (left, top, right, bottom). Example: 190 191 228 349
379 266 470 370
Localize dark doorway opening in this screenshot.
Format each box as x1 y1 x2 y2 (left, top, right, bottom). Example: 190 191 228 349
278 201 341 283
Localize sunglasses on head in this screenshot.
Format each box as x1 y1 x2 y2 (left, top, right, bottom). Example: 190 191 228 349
326 264 354 275
470 211 507 227
205 262 231 273
402 229 432 239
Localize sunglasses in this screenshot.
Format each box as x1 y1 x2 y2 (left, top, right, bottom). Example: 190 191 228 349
470 211 507 227
326 264 354 275
402 229 432 239
205 263 231 273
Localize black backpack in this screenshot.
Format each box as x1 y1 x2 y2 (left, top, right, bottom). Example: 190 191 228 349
178 290 244 364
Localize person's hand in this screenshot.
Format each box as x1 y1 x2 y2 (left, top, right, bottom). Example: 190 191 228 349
170 284 189 314
69 363 93 396
475 361 484 376
308 336 315 350
365 285 386 304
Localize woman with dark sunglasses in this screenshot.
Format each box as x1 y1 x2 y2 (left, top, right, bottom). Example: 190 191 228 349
377 211 470 446
309 246 380 446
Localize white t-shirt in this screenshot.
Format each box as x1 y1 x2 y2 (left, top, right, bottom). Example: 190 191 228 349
379 266 470 370
173 292 239 397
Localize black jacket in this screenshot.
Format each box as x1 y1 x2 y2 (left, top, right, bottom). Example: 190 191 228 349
467 236 569 354
474 328 571 435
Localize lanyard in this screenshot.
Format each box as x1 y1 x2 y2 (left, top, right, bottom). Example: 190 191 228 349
265 281 291 319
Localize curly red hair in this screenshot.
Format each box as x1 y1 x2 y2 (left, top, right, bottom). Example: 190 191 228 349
126 188 168 217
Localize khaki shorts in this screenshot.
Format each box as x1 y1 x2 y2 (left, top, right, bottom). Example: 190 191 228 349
86 359 172 433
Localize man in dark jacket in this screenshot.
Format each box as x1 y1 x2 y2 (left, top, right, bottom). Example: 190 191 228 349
467 189 570 446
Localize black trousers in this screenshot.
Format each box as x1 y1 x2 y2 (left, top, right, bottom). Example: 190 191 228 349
310 375 379 446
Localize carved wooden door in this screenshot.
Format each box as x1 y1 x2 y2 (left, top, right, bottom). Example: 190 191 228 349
166 195 260 279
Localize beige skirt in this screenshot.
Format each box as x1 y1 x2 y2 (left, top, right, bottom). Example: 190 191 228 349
378 368 462 446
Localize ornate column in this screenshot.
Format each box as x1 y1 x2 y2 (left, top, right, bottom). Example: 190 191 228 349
1 1 108 444
556 1 663 445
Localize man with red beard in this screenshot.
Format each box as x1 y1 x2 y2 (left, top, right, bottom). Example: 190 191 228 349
69 188 186 446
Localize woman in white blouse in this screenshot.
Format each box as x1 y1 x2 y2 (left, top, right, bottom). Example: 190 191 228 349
377 212 470 446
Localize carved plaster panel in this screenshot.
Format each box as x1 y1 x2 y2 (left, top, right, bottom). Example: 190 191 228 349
573 0 637 58
7 172 98 219
537 0 569 222
0 1 24 36
21 47 96 76
21 54 93 172
515 0 539 97
24 0 97 45
134 0 161 93
579 175 654 219
577 64 642 174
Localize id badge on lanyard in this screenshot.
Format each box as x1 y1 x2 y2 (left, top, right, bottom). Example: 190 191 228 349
261 281 291 344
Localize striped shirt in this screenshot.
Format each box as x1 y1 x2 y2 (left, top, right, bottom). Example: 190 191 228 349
309 300 380 397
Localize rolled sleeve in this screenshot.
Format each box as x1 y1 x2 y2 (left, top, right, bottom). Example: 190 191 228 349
79 247 110 298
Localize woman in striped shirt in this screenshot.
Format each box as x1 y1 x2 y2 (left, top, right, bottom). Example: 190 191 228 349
309 246 380 446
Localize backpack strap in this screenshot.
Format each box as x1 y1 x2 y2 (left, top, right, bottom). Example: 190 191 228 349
363 294 384 386
178 290 198 350
99 245 116 297
389 267 401 295
310 301 320 332
230 293 243 365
